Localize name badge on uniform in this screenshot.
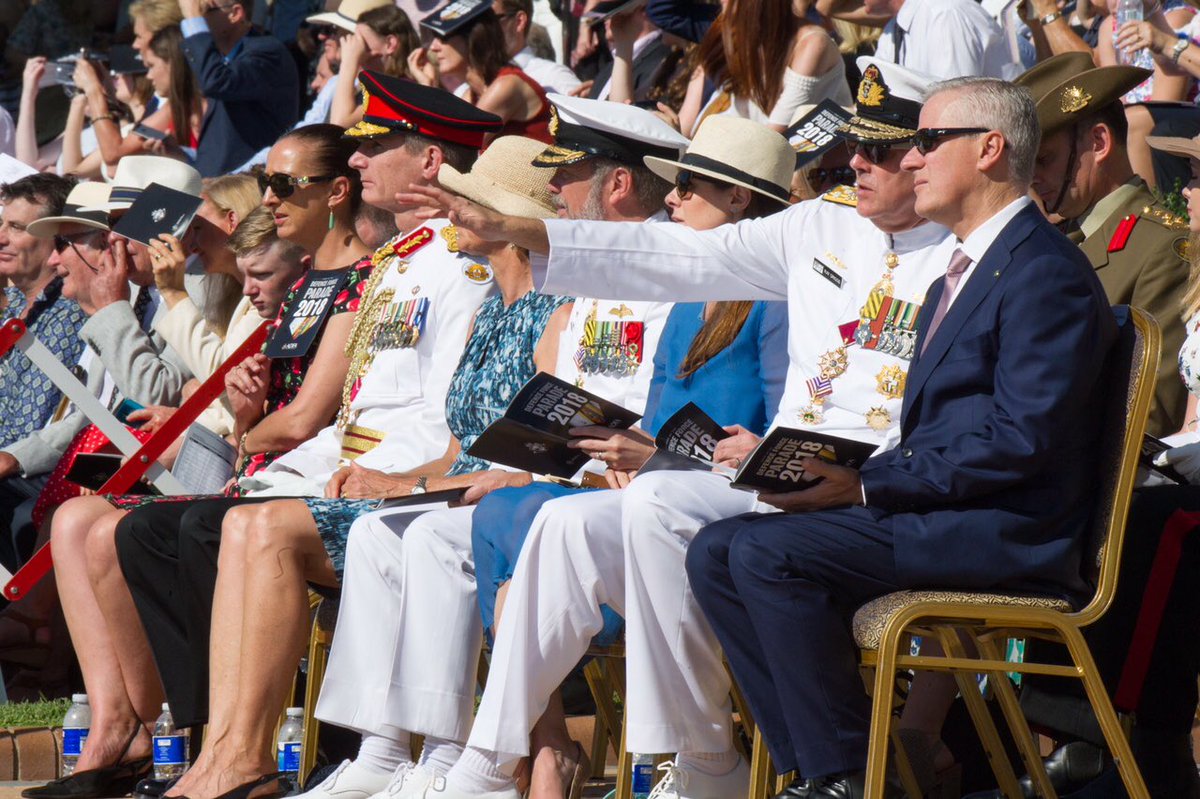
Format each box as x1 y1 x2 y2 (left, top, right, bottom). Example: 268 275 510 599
368 296 431 352
812 258 844 289
266 268 352 358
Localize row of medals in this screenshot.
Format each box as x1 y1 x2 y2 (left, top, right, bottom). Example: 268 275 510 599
574 299 642 385
799 251 917 432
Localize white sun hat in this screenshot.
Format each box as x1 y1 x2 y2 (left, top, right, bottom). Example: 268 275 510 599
85 156 202 214
27 182 114 237
307 0 393 33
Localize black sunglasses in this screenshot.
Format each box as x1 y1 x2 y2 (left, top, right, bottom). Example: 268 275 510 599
53 229 106 254
807 166 857 193
674 169 728 201
257 172 335 199
912 127 989 155
845 139 910 166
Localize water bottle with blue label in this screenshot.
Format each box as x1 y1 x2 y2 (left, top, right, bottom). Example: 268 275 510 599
60 694 91 777
276 707 304 781
631 753 654 799
153 703 188 780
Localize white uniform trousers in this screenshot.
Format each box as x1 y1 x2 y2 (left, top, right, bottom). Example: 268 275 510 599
315 505 483 743
467 489 625 761
621 470 771 755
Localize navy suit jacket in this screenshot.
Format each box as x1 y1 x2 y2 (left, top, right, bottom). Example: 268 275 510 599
182 29 299 177
859 204 1117 601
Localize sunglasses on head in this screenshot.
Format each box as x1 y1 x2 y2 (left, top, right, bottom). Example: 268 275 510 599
674 169 729 201
845 139 910 165
807 166 857 193
257 172 335 199
911 127 989 155
52 229 105 254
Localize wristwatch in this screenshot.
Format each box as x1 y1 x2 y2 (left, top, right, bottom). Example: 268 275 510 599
1040 10 1063 25
1172 36 1192 64
410 476 428 495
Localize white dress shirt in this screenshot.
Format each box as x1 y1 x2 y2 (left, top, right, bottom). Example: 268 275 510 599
946 196 1032 309
873 0 1019 80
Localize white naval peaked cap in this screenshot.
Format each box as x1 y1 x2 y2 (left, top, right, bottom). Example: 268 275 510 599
85 155 203 214
844 57 938 143
645 116 794 206
307 0 392 33
532 95 689 169
27 182 113 237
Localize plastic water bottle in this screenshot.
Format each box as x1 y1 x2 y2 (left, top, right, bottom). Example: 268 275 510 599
60 694 91 777
152 704 188 780
275 708 304 781
631 753 654 799
1117 0 1145 64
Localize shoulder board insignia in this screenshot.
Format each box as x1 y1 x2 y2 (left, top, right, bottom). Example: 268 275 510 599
1107 214 1138 253
821 185 858 207
463 262 493 284
372 226 435 268
1141 204 1190 232
1174 236 1191 262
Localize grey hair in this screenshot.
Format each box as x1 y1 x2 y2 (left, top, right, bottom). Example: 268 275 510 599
926 77 1041 189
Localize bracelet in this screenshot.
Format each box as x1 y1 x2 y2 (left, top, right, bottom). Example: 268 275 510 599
239 430 250 455
1173 36 1191 64
1040 10 1063 25
91 113 116 123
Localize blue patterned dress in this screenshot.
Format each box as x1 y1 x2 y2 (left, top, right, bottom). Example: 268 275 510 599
309 289 570 576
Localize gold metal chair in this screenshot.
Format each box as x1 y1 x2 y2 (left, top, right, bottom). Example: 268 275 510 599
851 307 1158 799
300 592 339 780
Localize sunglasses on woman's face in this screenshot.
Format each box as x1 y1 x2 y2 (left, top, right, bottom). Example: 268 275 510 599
675 169 729 201
257 172 335 199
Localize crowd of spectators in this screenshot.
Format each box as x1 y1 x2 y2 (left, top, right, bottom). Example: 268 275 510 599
0 0 1198 798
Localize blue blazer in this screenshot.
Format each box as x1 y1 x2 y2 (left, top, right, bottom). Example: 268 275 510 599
859 204 1118 601
182 29 299 176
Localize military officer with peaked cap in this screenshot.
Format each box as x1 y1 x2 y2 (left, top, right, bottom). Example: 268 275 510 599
414 59 959 799
1019 53 1190 437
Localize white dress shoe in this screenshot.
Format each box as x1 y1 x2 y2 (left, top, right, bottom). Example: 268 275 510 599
373 763 440 799
418 775 520 799
648 757 751 799
295 760 393 799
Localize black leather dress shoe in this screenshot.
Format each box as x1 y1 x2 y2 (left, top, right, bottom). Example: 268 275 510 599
773 778 814 798
961 741 1108 799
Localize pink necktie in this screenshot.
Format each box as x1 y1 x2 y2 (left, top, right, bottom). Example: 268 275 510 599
920 248 972 356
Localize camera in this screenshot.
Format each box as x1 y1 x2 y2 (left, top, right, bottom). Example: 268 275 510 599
38 49 109 96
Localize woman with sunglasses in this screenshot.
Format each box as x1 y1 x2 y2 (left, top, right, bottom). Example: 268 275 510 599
23 124 373 799
461 116 791 799
678 0 850 137
409 0 552 144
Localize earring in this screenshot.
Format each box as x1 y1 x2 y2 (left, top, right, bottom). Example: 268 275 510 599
328 210 335 230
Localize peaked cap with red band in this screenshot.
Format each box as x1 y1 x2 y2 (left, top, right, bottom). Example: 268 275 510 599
344 70 502 149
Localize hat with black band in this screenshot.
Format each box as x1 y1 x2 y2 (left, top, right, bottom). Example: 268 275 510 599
531 95 689 169
307 0 391 34
28 182 113 237
643 116 795 206
344 70 503 148
840 57 936 144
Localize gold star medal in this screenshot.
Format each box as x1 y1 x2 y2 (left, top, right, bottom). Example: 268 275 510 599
865 407 892 431
875 364 906 400
817 347 849 381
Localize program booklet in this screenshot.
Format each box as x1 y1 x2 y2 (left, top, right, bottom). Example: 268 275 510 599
172 424 239 494
729 426 878 493
112 182 204 245
466 373 642 477
265 267 351 358
639 402 732 474
66 453 159 494
784 99 854 168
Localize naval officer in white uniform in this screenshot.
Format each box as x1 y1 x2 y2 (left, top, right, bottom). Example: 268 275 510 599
410 61 959 799
302 97 688 799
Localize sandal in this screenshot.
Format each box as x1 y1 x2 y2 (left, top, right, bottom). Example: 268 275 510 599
565 742 589 799
171 771 289 799
21 724 151 799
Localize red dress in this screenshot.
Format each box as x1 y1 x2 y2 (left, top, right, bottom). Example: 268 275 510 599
494 66 553 143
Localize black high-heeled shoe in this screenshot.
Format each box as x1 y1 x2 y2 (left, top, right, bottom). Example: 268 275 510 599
21 725 152 799
169 771 290 799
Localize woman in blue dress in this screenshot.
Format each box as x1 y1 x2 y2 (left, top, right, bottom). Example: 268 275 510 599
469 115 793 797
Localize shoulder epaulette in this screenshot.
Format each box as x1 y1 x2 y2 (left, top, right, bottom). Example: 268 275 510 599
821 185 858 208
1141 204 1190 232
1107 214 1139 253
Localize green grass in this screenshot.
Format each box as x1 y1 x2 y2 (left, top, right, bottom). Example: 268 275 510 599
0 698 72 728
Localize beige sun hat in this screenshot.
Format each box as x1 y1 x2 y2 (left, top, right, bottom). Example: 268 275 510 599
27 182 113 237
438 136 557 219
84 156 203 214
1147 134 1200 162
644 116 794 207
307 0 392 33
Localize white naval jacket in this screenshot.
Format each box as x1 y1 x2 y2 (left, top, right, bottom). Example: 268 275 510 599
260 218 494 489
539 191 957 453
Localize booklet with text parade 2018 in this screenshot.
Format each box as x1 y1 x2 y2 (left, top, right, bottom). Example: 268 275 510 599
729 427 878 494
639 402 732 474
466 373 642 477
112 182 203 245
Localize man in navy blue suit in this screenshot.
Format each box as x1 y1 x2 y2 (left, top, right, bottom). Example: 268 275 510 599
685 77 1118 798
178 0 299 176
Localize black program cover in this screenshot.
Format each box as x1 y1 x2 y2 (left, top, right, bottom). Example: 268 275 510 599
730 427 877 493
466 373 642 477
66 453 159 494
784 99 854 169
112 182 203 245
265 268 351 359
1141 433 1187 485
640 402 731 474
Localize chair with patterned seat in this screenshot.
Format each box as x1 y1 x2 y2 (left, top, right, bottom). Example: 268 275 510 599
850 305 1157 799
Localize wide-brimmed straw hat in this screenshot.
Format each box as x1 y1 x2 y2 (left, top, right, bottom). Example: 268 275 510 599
307 0 391 33
1147 133 1200 162
644 116 794 206
28 182 113 237
438 136 557 219
84 156 202 214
